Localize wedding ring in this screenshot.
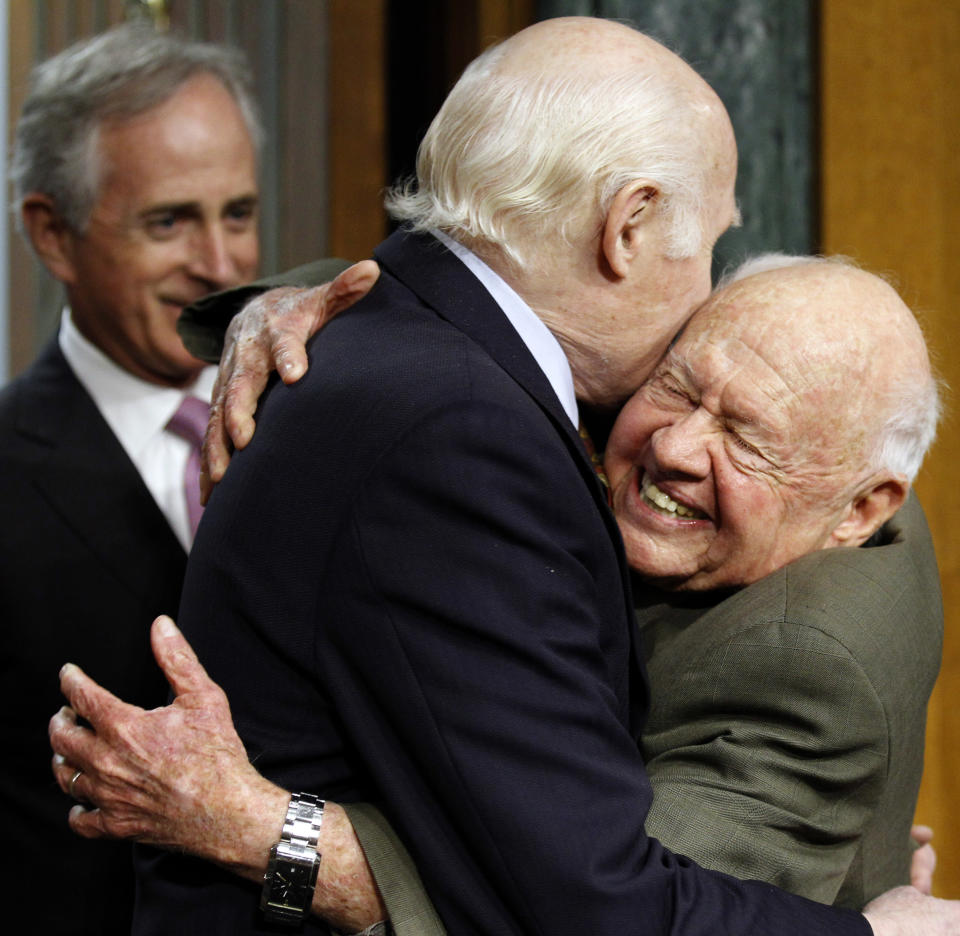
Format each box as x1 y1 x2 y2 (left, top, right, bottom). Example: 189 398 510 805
69 769 83 800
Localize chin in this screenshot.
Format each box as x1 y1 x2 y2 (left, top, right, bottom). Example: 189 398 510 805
156 355 207 387
624 544 744 594
624 545 693 591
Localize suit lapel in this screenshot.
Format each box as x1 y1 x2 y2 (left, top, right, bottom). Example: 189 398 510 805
375 232 642 697
15 340 186 598
375 230 595 478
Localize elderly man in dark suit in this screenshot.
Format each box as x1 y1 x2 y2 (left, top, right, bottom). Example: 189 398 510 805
48 17 959 936
0 23 262 935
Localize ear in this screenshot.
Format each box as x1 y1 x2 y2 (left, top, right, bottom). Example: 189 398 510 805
20 193 79 284
601 181 659 279
828 477 910 548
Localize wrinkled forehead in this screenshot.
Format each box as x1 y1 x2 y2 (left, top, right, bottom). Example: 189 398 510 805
671 284 871 453
680 271 873 382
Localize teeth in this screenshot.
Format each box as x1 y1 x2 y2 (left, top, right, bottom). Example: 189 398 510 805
640 474 703 519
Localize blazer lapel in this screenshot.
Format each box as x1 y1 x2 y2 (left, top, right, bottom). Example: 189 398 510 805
375 231 640 680
15 341 186 597
374 231 649 735
375 230 595 476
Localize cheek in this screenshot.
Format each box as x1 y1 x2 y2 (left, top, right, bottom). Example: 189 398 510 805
231 233 260 277
131 245 188 288
713 474 785 557
665 256 711 309
605 411 654 483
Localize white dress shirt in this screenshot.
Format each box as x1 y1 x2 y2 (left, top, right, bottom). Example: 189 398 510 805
59 309 215 551
432 230 579 429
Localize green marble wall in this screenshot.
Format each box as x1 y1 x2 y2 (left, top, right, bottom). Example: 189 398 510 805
536 0 816 278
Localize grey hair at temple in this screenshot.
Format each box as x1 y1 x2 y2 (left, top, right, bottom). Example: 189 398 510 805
10 21 262 235
721 253 941 483
385 30 712 271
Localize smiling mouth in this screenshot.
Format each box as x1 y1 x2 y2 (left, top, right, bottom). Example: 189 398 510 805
161 294 205 309
640 473 706 519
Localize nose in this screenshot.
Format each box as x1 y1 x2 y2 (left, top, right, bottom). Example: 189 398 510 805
649 408 714 480
187 224 241 289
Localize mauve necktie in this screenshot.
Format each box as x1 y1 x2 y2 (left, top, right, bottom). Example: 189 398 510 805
166 395 209 539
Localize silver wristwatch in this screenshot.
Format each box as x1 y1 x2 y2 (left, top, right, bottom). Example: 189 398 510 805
260 792 325 925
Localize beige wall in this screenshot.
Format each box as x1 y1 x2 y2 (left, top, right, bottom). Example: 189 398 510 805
821 0 960 897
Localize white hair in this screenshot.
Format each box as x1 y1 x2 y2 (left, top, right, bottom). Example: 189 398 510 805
10 21 262 235
720 253 941 482
386 39 712 270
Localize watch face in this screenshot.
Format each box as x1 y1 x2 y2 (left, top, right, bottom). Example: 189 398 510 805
275 862 310 897
262 842 321 920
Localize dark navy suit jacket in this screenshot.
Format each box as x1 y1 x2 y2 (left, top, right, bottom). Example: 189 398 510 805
0 340 185 935
135 231 868 935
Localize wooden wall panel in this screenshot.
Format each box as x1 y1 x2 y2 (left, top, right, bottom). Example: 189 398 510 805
328 0 387 260
7 0 39 376
821 0 960 898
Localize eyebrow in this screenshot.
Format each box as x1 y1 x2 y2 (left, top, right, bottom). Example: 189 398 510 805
660 349 788 440
224 194 259 211
139 193 259 219
659 348 695 382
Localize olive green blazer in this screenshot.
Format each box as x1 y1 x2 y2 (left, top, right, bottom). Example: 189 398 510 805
635 491 941 908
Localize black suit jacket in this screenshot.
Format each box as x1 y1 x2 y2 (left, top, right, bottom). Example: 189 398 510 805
136 231 867 935
0 339 186 935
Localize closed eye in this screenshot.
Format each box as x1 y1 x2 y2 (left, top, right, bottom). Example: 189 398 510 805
728 430 767 462
656 374 697 410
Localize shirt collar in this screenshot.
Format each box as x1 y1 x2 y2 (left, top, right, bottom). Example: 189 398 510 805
58 308 216 458
431 230 579 428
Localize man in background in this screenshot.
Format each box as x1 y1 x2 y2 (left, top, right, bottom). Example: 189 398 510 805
0 23 261 934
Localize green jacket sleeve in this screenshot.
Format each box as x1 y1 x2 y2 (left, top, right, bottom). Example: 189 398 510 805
640 616 889 908
177 258 353 363
341 802 447 936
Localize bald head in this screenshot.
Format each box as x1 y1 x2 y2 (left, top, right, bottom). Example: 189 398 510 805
604 255 938 591
499 16 713 92
387 16 736 270
714 256 937 482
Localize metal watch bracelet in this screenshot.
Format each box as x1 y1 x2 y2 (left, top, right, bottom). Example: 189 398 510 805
260 792 326 925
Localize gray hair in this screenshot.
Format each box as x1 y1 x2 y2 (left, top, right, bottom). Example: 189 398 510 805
10 21 262 234
721 253 941 482
385 38 710 270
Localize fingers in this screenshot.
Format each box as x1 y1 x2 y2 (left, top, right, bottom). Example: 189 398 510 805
149 615 219 699
910 826 937 895
201 396 234 500
325 260 381 317
52 754 98 830
221 353 269 446
49 706 115 805
51 726 88 795
911 843 937 895
50 661 138 794
57 662 130 734
68 803 111 839
272 333 310 384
